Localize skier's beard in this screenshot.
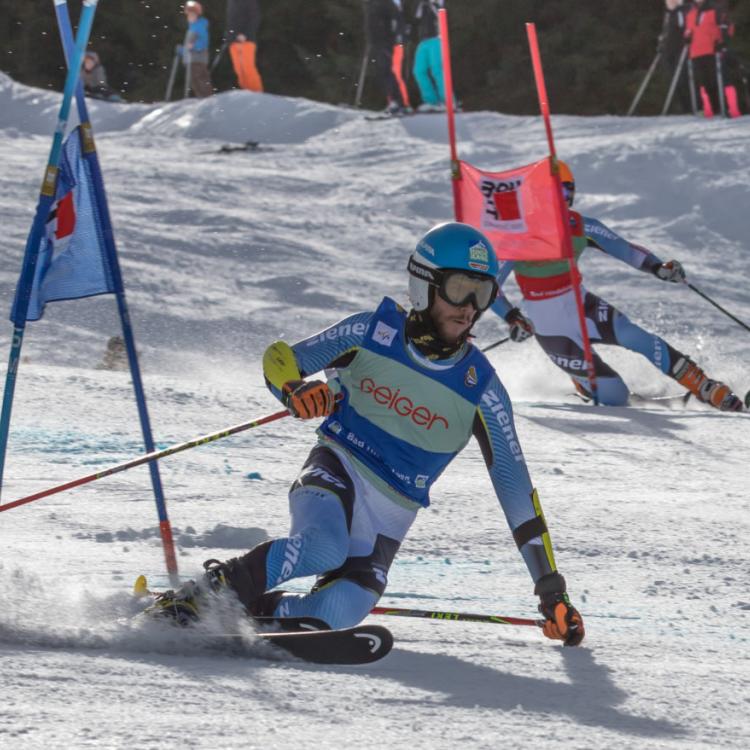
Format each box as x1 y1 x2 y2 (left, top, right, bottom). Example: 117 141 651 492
405 308 474 360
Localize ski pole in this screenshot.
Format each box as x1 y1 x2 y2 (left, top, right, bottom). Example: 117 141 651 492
354 45 370 107
184 44 191 99
211 41 228 72
0 409 290 514
662 45 688 115
628 50 661 116
370 605 543 627
686 282 750 333
481 336 510 353
165 46 180 101
688 57 698 115
716 51 727 117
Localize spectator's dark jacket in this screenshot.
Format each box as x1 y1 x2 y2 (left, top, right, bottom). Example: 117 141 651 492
225 0 261 43
413 0 443 42
365 0 399 50
659 2 692 57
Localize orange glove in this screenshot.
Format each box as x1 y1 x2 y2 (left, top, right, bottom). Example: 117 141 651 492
281 379 334 419
535 573 585 647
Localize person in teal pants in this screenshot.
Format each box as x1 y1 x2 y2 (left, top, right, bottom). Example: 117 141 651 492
412 0 445 111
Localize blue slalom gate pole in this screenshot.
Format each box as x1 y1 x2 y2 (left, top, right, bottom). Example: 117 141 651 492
0 0 100 492
54 1 180 583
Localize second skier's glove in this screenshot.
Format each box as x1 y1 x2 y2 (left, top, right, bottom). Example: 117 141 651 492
535 572 585 647
653 259 686 283
505 307 535 343
282 379 334 419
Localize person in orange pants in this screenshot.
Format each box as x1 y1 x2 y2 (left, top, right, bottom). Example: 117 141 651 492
225 0 263 92
391 2 411 111
392 44 411 110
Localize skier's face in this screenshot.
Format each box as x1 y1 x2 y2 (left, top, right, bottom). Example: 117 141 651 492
429 294 475 345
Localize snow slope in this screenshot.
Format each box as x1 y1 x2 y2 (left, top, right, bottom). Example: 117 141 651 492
0 72 749 748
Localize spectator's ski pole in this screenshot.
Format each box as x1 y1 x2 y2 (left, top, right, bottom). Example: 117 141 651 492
688 57 698 115
662 45 688 115
716 51 727 117
184 45 191 99
734 55 750 111
628 50 661 116
731 52 750 110
686 282 750 333
354 45 370 107
211 41 228 72
481 337 510 353
0 409 290 514
371 605 543 627
165 46 180 101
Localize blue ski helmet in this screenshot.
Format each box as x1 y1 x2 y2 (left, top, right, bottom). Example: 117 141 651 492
408 222 499 312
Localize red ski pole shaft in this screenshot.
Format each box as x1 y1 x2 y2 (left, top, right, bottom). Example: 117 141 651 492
370 605 543 627
0 409 290 513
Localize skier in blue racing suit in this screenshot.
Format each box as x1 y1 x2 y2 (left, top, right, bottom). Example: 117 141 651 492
491 161 744 411
153 222 585 646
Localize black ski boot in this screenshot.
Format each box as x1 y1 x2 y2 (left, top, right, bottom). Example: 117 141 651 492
148 559 231 626
149 542 273 626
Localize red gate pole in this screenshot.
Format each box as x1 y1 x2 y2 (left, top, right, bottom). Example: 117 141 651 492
526 23 599 404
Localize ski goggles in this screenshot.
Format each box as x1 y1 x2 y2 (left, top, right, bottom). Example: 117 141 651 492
409 258 498 311
561 181 575 208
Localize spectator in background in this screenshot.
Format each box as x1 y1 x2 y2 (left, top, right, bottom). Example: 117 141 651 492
183 1 213 98
96 336 128 371
391 1 411 112
82 51 123 102
365 0 407 115
659 1 693 112
412 1 445 112
685 0 739 117
225 0 264 92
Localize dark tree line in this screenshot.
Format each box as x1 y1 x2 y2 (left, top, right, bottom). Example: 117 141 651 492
1 1 748 114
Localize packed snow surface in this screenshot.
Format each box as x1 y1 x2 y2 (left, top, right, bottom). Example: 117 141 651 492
0 72 749 748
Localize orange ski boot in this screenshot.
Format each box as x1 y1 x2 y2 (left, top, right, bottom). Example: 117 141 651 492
672 357 743 411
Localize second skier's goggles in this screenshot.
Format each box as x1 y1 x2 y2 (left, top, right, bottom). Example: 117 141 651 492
409 258 498 311
561 180 575 208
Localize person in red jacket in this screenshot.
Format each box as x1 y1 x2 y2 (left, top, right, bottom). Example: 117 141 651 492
685 0 740 117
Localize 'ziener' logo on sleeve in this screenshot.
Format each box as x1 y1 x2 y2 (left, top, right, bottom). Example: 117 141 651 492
481 390 524 462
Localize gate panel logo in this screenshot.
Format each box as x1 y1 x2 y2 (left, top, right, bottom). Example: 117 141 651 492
478 177 527 234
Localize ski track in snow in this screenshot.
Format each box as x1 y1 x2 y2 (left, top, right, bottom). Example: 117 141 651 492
0 72 749 748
